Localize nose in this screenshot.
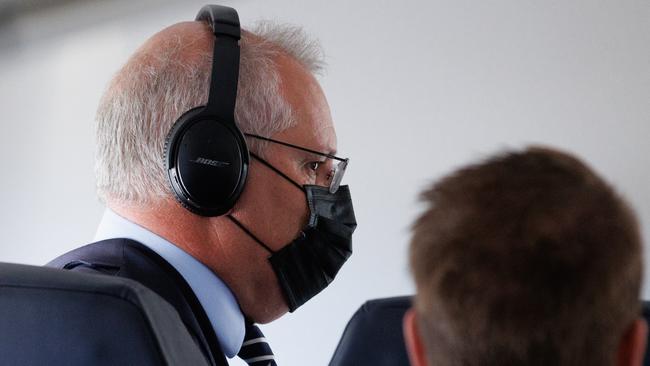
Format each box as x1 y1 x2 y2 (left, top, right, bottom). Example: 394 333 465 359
315 159 336 187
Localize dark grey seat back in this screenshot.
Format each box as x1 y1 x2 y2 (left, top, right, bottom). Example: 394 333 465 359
0 262 209 366
329 296 411 366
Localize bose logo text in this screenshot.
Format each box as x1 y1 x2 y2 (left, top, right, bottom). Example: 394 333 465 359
191 157 231 168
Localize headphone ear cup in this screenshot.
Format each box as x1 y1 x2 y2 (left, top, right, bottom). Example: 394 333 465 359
164 107 202 215
165 107 249 217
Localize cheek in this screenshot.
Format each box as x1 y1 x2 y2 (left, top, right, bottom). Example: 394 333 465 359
237 166 310 249
266 182 309 245
265 157 311 236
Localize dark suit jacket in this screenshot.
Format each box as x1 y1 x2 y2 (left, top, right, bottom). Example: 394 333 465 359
47 238 229 366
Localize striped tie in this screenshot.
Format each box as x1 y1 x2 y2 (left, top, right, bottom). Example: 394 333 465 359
238 322 277 366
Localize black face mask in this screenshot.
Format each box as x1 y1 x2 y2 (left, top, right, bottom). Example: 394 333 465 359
228 154 357 312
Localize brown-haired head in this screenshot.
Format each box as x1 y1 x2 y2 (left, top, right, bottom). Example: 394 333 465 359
407 146 644 366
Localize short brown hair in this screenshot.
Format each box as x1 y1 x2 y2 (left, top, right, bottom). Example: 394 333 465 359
410 147 642 366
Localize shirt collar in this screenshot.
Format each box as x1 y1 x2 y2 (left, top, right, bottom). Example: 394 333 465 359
94 208 245 358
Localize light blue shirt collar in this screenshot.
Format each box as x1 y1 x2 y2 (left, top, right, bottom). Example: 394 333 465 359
94 209 245 358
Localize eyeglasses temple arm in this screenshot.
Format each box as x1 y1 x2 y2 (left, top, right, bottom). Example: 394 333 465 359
244 133 347 162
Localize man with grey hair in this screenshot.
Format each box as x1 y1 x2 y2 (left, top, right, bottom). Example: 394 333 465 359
48 6 356 366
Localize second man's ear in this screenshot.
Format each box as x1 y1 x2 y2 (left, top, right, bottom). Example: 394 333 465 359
403 308 429 366
617 317 648 366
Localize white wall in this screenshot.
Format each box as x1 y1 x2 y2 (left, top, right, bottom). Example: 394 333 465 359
0 1 648 365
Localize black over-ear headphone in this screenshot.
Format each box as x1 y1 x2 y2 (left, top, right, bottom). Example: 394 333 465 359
165 5 249 217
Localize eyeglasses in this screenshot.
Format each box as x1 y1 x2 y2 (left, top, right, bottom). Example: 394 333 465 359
244 133 349 193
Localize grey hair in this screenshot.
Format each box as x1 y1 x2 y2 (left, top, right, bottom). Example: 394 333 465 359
95 21 325 204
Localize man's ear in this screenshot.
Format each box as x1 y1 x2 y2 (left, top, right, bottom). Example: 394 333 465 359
617 317 648 366
403 308 429 366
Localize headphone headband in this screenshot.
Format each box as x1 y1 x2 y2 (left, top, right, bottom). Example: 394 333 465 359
196 5 241 39
196 5 240 121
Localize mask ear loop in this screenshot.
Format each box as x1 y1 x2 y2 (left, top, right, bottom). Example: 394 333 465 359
250 153 305 192
226 215 275 253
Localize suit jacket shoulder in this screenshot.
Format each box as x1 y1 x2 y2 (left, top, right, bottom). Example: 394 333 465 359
47 238 228 366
